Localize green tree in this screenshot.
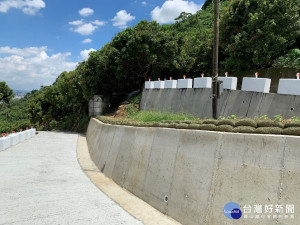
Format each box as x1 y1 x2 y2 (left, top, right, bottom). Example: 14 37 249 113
0 82 14 104
220 0 300 72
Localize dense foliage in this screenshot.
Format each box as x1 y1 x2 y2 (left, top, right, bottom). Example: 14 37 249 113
0 95 31 133
0 82 14 105
1 0 299 131
220 0 300 71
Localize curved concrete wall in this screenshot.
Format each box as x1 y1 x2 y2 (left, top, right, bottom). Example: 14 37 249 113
87 118 299 225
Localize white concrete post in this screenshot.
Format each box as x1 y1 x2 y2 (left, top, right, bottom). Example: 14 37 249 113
0 134 10 151
30 127 36 137
10 132 20 146
164 77 177 89
25 128 31 140
154 78 165 89
19 130 26 142
218 72 237 90
242 76 271 93
277 73 300 95
194 76 212 88
178 75 193 88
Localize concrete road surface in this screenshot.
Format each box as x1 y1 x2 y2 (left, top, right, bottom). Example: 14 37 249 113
0 131 143 225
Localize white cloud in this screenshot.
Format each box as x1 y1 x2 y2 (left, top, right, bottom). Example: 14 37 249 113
92 20 106 26
72 23 97 35
80 48 96 61
0 0 45 15
142 1 147 5
69 19 106 35
0 46 77 90
69 19 84 26
82 38 93 44
112 10 135 29
151 0 201 24
78 7 94 17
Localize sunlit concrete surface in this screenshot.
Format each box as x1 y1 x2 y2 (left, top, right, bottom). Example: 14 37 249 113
0 131 143 225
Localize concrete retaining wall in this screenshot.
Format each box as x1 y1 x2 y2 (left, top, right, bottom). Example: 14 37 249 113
87 118 300 225
140 88 300 118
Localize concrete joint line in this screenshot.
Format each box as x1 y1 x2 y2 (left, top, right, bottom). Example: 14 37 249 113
278 137 288 203
204 133 223 224
77 134 181 225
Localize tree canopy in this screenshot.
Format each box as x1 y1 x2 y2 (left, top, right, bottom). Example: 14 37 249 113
220 0 300 71
0 82 14 104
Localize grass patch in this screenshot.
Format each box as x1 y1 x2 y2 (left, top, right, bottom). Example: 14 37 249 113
97 112 300 137
130 110 198 123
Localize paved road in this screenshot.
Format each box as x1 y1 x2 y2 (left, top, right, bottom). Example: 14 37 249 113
0 131 143 225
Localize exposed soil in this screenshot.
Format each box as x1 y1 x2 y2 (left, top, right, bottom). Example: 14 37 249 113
104 103 139 119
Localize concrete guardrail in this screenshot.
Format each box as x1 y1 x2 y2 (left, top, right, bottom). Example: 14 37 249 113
0 128 36 151
86 118 299 225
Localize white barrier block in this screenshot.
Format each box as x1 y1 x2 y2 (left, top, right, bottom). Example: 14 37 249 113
0 137 10 151
277 79 300 96
24 130 31 139
30 128 36 137
218 77 237 90
177 79 193 88
9 133 20 146
19 132 26 142
154 81 165 89
145 81 154 89
193 77 212 88
164 80 177 89
241 78 271 93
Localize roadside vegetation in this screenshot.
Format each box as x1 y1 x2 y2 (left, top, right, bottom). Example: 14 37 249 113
97 111 300 136
0 0 299 132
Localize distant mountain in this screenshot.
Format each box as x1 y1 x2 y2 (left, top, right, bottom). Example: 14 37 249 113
13 90 28 99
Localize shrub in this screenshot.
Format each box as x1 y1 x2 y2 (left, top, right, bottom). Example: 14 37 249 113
274 49 300 69
235 119 257 128
255 127 283 135
233 126 256 133
274 114 283 122
260 115 269 120
49 120 59 130
291 116 300 121
228 115 237 119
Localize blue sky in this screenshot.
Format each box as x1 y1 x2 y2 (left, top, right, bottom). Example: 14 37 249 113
0 0 203 91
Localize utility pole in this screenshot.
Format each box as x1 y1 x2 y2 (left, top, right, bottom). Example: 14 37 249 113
212 0 220 119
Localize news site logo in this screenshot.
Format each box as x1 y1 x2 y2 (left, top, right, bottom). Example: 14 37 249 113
224 202 242 219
